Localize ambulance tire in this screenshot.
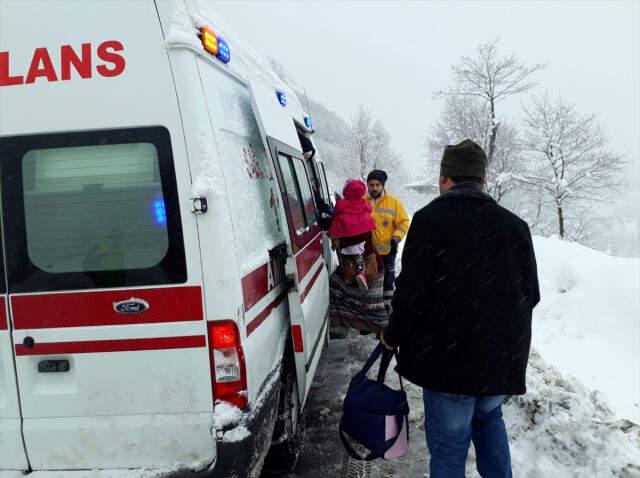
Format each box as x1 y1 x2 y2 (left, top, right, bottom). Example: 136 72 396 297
263 355 303 473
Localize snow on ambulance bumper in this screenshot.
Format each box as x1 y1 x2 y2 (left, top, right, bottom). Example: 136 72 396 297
141 374 280 478
208 377 281 478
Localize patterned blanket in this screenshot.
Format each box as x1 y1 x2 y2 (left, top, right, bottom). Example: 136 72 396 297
329 271 388 333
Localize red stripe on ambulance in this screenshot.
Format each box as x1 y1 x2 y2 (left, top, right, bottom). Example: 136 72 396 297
11 286 203 329
0 297 7 331
14 335 206 356
246 291 288 337
241 263 271 312
295 233 322 282
300 264 324 304
0 40 125 87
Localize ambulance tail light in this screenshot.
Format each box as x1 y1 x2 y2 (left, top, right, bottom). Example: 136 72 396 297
207 321 248 409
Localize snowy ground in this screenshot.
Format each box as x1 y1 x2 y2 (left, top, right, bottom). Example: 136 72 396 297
290 234 640 477
289 333 640 478
532 236 640 423
10 333 635 478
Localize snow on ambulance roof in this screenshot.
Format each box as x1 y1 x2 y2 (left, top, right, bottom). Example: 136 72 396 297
164 0 308 127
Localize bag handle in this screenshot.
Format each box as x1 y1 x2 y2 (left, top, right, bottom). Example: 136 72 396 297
375 348 405 391
357 343 385 378
339 414 406 461
359 344 405 392
376 348 393 384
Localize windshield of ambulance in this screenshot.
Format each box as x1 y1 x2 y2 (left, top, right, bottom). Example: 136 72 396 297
0 127 187 293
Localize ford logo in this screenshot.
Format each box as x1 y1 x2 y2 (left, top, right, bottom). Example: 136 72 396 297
113 298 150 315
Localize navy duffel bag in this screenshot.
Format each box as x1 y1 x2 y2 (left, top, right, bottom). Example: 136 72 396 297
339 343 410 460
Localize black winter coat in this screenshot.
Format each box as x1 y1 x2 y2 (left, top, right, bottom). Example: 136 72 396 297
384 183 540 396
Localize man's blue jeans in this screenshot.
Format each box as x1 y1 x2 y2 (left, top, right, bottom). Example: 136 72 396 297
423 389 512 478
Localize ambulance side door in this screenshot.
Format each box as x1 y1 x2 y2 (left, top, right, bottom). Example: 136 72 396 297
248 81 329 403
269 142 329 403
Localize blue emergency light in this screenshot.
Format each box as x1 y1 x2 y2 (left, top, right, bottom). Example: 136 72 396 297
216 37 231 64
153 198 167 225
277 90 286 107
304 116 312 129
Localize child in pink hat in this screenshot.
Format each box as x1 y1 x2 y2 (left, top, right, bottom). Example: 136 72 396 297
328 179 377 291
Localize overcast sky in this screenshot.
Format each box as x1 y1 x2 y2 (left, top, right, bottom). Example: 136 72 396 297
214 1 640 184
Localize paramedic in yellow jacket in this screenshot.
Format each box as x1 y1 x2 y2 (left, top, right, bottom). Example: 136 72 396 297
365 169 410 307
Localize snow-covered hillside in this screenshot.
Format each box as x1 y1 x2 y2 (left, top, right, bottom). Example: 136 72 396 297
532 236 640 423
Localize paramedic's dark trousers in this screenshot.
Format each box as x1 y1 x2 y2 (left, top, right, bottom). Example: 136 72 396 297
382 253 396 306
423 389 512 478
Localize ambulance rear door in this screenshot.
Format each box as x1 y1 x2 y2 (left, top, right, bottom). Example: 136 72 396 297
0 0 214 469
0 242 29 469
249 81 329 403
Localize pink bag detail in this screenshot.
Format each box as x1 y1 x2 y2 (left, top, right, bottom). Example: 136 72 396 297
384 415 409 459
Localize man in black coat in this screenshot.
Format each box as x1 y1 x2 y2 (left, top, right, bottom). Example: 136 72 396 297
381 139 540 478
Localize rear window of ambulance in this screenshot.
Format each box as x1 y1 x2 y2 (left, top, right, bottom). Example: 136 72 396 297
22 143 169 273
0 127 187 292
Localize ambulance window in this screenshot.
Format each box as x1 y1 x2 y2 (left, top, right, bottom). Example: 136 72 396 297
292 158 317 226
0 127 187 292
318 163 331 201
304 159 322 199
278 154 306 234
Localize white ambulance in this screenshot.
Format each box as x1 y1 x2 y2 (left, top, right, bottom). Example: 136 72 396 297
0 1 334 476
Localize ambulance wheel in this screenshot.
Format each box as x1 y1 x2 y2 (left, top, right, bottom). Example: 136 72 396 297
263 356 303 473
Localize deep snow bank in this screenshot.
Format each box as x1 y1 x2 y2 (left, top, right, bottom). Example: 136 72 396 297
504 349 640 477
532 236 640 423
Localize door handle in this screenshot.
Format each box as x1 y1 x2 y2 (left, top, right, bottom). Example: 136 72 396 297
191 197 208 214
23 336 35 348
38 360 70 373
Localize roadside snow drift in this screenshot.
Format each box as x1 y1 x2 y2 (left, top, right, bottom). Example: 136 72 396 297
532 236 640 423
504 349 640 478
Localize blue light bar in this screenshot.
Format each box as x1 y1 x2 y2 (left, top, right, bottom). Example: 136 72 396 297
276 90 286 107
216 37 231 64
153 198 167 225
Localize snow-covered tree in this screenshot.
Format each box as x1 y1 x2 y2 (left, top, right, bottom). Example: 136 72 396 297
426 95 524 203
518 94 626 239
344 106 403 181
434 40 544 169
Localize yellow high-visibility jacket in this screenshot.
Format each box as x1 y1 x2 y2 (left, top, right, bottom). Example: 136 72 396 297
366 192 410 255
